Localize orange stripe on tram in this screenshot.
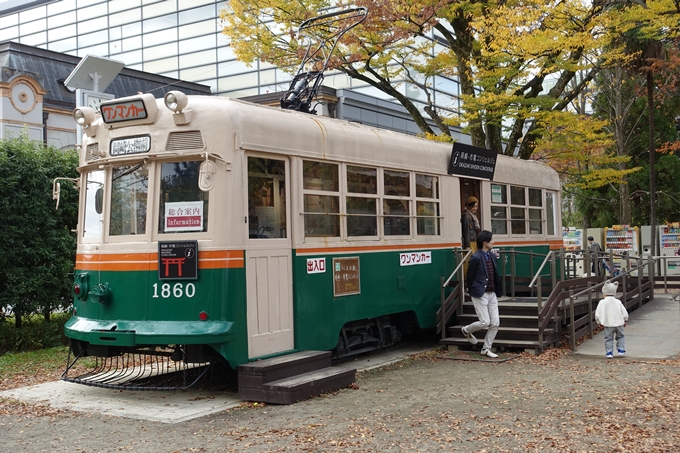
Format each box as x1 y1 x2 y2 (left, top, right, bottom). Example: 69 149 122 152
75 250 245 271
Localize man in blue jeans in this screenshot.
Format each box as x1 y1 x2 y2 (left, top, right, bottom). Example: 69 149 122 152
461 230 503 358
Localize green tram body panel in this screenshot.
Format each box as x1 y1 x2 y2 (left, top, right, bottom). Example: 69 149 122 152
65 244 552 368
65 267 250 368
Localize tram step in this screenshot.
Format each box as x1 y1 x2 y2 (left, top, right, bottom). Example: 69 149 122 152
237 350 332 389
239 367 356 405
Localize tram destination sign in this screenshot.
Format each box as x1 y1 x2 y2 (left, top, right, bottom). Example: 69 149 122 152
101 98 148 123
333 257 360 297
110 135 150 156
158 240 198 280
447 142 497 180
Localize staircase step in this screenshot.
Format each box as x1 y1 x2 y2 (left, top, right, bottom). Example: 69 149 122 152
447 325 559 342
440 337 548 352
239 367 356 405
455 314 558 328
237 350 331 389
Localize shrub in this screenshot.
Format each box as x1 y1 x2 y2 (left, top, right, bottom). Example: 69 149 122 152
0 312 71 355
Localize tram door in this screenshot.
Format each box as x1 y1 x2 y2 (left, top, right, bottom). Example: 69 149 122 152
245 155 294 358
460 178 481 223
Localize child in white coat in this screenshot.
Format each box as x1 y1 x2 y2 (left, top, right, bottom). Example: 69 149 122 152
595 280 629 359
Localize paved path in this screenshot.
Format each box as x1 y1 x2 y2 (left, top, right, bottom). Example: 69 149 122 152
0 342 434 423
576 291 680 359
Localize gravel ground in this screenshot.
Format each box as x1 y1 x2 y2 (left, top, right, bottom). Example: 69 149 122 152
3 348 680 453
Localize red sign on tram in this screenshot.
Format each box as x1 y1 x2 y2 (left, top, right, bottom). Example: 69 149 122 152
101 99 148 123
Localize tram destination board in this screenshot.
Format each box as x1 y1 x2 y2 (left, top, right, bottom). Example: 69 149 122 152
158 241 198 280
333 257 360 297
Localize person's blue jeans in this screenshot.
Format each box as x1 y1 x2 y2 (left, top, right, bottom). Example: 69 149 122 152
603 326 625 353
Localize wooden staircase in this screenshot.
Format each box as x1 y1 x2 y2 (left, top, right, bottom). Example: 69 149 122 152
440 297 562 354
237 351 356 405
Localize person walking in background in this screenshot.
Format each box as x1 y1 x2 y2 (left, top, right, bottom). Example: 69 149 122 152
588 236 603 275
595 280 628 359
461 196 480 251
461 230 503 358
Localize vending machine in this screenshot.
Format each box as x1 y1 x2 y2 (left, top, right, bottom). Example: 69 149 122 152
604 225 639 275
563 227 585 276
659 224 680 275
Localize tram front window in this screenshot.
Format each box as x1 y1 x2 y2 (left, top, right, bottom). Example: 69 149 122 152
83 170 105 240
110 164 148 236
159 161 208 234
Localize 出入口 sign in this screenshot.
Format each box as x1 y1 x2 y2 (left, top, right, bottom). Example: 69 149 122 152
158 241 198 280
447 142 497 180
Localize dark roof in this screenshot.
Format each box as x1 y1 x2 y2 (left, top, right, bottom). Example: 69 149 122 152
0 41 211 110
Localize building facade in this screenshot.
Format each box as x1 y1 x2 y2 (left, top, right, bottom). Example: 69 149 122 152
0 0 463 133
0 41 210 149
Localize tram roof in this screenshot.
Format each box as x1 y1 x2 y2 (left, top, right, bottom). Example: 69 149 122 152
174 95 560 191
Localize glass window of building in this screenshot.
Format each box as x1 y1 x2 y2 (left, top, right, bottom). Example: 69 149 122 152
78 3 107 21
110 9 141 27
178 4 215 25
109 0 141 14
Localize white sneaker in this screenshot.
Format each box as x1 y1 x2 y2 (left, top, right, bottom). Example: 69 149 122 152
481 348 499 359
461 326 478 345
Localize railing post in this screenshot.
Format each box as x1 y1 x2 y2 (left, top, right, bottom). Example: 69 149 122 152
622 270 627 307
663 255 668 293
608 249 615 280
440 276 446 340
587 281 593 339
584 246 591 277
511 249 516 297
501 249 507 296
537 275 543 348
559 247 565 281
569 289 576 350
637 255 643 308
530 257 535 297
458 251 466 317
550 252 557 290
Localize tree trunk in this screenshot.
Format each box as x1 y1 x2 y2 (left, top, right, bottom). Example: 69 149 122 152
648 71 656 257
14 310 22 329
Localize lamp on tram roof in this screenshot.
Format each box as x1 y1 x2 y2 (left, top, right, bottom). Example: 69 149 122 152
73 107 98 137
164 91 188 113
164 90 192 125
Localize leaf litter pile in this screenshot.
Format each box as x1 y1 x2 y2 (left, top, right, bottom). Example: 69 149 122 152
2 345 680 452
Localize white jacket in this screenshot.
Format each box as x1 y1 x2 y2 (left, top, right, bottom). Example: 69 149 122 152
595 296 629 327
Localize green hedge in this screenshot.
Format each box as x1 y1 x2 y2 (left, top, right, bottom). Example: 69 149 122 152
0 313 70 355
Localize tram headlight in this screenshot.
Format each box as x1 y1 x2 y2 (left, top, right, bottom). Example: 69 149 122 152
164 90 188 113
73 107 96 128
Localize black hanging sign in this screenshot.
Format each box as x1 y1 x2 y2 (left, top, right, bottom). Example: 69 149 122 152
447 142 498 180
158 241 198 280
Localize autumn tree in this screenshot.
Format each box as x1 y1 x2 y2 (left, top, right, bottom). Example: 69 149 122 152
222 0 626 161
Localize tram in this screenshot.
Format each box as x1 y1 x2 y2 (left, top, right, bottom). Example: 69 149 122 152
63 91 562 374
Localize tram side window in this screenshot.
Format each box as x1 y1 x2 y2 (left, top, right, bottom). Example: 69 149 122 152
110 163 148 236
546 192 556 235
248 157 286 239
529 188 543 234
490 184 508 235
510 186 526 234
83 170 105 240
384 170 410 236
303 160 339 237
158 161 208 234
346 165 378 237
415 174 440 235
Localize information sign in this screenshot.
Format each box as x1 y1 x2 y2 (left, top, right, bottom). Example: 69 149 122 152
333 257 360 297
158 241 198 280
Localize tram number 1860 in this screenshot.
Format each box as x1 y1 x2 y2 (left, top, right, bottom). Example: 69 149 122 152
152 283 196 299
